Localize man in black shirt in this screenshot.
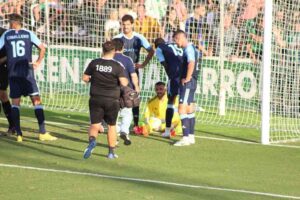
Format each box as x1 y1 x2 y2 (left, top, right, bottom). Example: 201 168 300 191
0 27 15 135
82 41 128 159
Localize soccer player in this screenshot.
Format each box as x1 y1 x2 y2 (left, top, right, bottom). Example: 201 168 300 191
82 41 128 159
143 82 182 136
0 27 15 136
154 37 184 138
0 14 57 142
112 38 140 145
114 14 155 134
173 30 201 146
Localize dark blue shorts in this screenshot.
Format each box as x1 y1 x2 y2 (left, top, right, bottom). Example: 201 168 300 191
179 78 197 105
9 77 39 98
167 78 180 97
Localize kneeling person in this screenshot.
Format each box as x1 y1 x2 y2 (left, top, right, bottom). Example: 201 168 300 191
82 41 128 159
143 82 181 136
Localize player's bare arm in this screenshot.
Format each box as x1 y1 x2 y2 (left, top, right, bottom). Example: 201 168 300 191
0 56 6 65
119 77 129 87
82 74 90 83
131 72 140 93
182 61 195 85
135 48 155 69
32 44 46 69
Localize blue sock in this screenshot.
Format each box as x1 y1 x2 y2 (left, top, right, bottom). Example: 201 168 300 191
89 136 96 143
189 113 196 135
11 106 22 136
109 146 115 154
166 105 174 128
34 105 46 134
180 114 190 137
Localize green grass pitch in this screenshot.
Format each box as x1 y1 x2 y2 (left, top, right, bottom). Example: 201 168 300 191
0 108 300 200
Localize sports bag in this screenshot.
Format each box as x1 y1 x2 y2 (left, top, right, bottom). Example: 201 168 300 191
120 86 140 108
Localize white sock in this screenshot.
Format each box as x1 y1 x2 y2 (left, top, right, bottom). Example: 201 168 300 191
165 127 171 134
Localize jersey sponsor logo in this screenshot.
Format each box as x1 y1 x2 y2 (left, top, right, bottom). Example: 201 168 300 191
96 65 112 73
123 48 135 53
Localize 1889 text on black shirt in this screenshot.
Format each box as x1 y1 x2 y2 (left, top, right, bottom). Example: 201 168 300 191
84 58 126 99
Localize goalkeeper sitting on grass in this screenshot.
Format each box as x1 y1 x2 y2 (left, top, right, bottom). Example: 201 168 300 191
142 82 182 136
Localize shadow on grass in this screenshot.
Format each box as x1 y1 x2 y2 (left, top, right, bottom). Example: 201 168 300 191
142 133 177 145
0 136 79 160
23 137 107 158
12 107 88 126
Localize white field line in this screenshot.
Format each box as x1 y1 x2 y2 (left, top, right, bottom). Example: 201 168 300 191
1 117 300 149
0 163 299 199
194 136 300 149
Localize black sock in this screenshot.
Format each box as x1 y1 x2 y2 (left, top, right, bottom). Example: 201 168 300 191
11 106 22 136
132 106 139 126
34 105 46 134
109 146 115 154
2 101 14 128
166 106 174 128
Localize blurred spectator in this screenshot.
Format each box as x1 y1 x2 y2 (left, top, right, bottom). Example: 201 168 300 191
0 0 24 27
171 0 187 29
144 0 168 21
119 4 137 19
224 0 240 9
161 6 180 42
239 0 264 21
34 0 67 35
213 11 239 57
104 9 120 41
134 4 161 43
206 0 218 26
185 4 206 50
246 14 264 64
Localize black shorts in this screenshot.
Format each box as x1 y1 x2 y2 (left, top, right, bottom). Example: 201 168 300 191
89 96 120 125
0 65 8 90
167 78 180 97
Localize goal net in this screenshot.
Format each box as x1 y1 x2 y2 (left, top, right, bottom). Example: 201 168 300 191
0 0 299 143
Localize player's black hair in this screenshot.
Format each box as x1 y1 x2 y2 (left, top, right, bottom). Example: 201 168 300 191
155 81 166 87
102 41 115 54
8 13 23 24
112 38 124 51
154 38 165 48
122 14 134 24
173 29 187 38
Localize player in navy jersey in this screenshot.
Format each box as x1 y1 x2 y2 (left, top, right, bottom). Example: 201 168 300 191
0 27 15 135
112 38 140 145
0 14 57 142
154 37 184 138
173 30 201 146
114 14 154 134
